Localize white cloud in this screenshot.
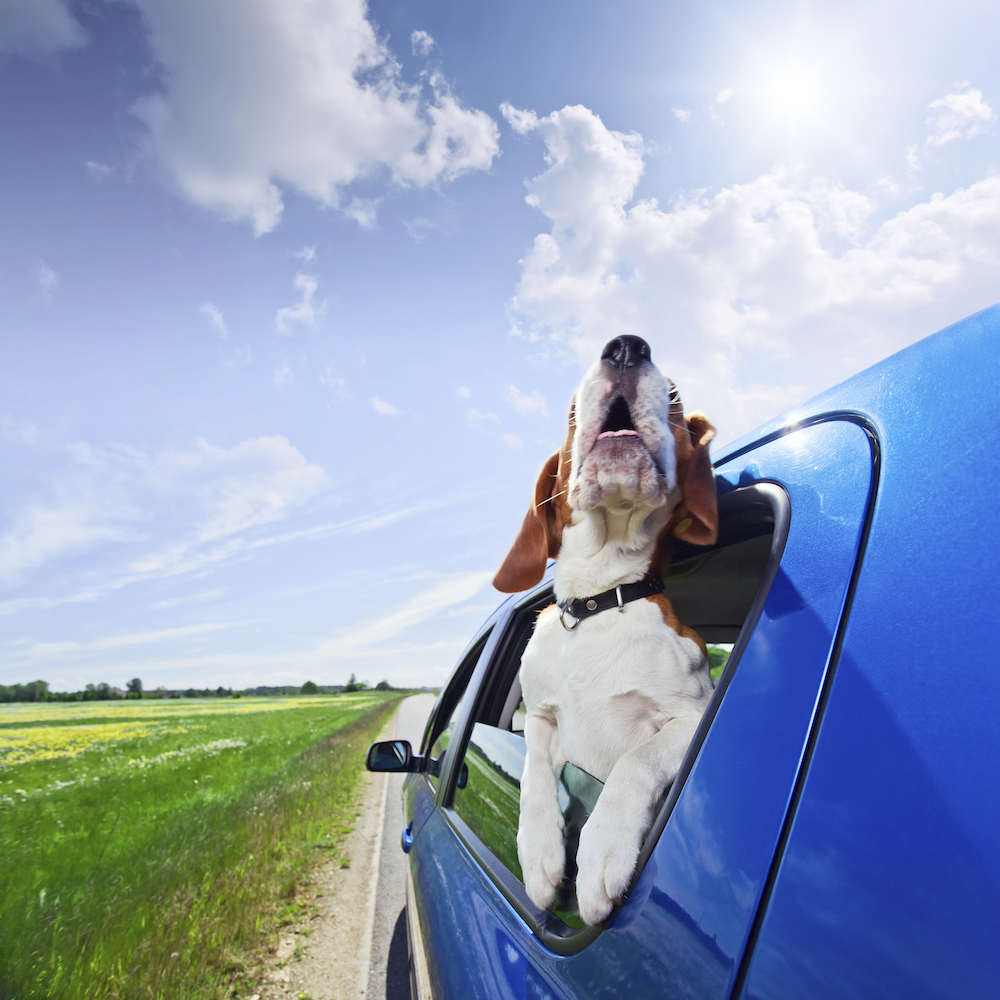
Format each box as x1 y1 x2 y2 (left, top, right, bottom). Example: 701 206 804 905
33 260 57 303
716 88 734 104
501 102 540 135
128 0 499 235
18 621 248 665
0 0 86 55
504 384 549 417
220 343 252 368
150 588 226 610
342 196 380 230
293 245 317 263
316 571 491 656
274 364 292 385
131 436 326 569
371 396 400 415
0 489 139 590
85 160 114 180
199 302 228 338
319 366 349 398
8 572 490 682
926 85 996 146
402 213 455 242
201 302 251 365
148 438 324 544
466 408 498 431
0 435 325 589
502 433 523 450
1 417 40 446
456 385 471 399
411 30 434 56
672 108 692 123
275 273 324 335
506 103 1000 442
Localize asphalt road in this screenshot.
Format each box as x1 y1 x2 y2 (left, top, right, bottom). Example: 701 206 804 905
365 693 436 1000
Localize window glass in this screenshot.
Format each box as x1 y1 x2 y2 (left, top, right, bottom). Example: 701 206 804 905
453 719 603 928
426 692 465 788
425 629 491 791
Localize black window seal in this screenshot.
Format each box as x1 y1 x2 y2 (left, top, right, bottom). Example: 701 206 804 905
435 482 790 954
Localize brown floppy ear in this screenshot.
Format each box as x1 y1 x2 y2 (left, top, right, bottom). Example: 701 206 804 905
493 452 562 593
672 412 718 546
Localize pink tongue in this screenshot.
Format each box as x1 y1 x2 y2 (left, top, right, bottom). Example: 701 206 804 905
597 429 640 440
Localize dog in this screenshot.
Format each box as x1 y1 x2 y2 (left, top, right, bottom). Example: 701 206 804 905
493 335 718 926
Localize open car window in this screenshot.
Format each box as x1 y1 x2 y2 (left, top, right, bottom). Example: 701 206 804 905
443 484 787 944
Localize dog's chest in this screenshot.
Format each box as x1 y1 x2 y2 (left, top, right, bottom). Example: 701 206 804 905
520 599 711 781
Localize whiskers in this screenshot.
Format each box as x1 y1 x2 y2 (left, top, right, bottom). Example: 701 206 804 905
538 487 569 507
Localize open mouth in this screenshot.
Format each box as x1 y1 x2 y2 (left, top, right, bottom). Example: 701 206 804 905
596 396 640 440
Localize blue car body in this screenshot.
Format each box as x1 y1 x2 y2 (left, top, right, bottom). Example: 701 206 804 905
395 306 1000 1000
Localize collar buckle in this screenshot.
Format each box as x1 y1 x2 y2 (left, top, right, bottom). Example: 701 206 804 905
559 606 582 631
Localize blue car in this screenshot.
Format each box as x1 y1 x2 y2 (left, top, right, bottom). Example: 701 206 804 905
367 306 1000 1000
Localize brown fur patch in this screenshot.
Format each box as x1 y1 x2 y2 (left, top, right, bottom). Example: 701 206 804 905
645 593 707 658
668 410 718 546
493 399 577 593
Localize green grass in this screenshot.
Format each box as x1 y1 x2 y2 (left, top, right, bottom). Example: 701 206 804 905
707 643 731 683
0 693 402 1000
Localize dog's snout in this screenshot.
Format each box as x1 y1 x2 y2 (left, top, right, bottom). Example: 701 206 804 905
601 336 651 370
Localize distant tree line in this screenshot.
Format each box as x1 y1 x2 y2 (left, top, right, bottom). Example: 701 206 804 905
1 680 133 703
2 676 398 702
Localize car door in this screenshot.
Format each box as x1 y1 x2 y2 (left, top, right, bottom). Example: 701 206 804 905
406 416 878 1000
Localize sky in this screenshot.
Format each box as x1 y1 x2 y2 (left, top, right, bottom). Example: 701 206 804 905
1 0 997 693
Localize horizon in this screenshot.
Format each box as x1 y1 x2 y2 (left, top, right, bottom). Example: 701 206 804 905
2 0 997 692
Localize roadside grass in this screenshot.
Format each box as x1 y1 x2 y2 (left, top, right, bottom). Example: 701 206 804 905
0 693 403 1000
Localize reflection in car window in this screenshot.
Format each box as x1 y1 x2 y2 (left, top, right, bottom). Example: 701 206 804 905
454 721 605 927
427 694 465 787
425 629 492 791
454 723 524 876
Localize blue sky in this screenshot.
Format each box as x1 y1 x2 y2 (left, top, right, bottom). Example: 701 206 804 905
1 0 997 692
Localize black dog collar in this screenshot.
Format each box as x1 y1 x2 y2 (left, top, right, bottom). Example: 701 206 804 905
557 577 664 631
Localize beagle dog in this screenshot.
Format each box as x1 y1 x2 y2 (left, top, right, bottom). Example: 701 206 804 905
494 335 718 926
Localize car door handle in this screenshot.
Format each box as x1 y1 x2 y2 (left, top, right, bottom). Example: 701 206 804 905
401 822 414 853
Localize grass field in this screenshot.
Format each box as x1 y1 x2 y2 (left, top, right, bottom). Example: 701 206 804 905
0 692 403 1000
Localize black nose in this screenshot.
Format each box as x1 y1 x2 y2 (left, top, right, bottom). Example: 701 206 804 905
601 336 651 370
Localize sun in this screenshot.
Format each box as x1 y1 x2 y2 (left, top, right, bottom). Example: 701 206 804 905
736 31 853 142
756 58 832 126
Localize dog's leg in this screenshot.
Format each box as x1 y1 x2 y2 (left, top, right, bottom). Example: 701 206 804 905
517 713 568 911
575 712 701 925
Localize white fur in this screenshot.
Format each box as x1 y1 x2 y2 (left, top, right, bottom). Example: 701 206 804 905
516 356 713 926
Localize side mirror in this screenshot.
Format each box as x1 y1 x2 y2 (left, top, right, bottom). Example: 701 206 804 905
366 739 424 773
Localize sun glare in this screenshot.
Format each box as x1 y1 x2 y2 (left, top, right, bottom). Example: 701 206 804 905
751 53 840 134
738 31 853 144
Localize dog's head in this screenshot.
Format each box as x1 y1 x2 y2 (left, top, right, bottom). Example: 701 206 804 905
493 336 718 593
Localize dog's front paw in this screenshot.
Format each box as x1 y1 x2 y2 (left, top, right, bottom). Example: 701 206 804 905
518 817 566 911
575 806 643 926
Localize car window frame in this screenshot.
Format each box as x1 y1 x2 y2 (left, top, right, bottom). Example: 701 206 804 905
426 604 514 802
434 483 791 954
